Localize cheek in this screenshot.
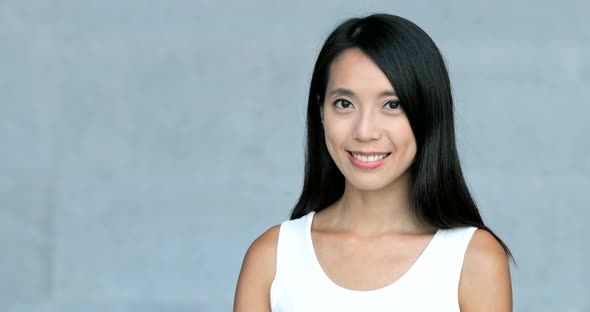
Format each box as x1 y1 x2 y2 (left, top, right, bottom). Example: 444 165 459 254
404 129 417 158
392 122 417 154
322 121 349 162
323 120 346 145
400 125 416 145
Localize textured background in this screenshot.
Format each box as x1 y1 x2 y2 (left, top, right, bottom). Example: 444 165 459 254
1 1 588 311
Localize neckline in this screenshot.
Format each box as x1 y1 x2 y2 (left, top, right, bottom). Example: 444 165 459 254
304 210 441 295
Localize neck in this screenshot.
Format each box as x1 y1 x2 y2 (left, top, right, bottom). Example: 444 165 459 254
327 170 428 236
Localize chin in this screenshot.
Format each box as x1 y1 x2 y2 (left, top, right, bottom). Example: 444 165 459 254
345 177 392 192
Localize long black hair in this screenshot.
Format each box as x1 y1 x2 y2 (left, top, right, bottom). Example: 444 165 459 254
289 13 514 263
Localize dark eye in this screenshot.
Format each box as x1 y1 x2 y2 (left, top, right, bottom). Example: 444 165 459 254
384 100 401 110
334 99 353 109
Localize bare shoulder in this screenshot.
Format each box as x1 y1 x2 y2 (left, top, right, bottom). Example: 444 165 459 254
233 224 281 312
459 228 513 311
246 224 282 274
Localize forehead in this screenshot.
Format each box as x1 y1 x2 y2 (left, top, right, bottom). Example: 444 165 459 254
327 48 395 94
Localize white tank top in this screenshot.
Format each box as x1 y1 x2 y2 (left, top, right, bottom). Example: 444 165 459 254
270 210 478 312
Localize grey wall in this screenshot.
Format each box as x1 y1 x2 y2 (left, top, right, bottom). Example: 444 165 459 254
1 1 588 311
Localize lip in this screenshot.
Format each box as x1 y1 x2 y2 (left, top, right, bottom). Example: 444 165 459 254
347 150 390 156
347 151 390 170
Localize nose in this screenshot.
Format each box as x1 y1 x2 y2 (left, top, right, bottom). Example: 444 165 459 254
352 111 381 142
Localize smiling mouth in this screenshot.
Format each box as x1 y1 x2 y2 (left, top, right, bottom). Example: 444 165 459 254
347 151 391 163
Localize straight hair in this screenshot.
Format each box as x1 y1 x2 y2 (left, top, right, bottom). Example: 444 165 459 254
289 13 514 263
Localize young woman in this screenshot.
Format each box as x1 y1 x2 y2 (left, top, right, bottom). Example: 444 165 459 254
234 13 514 312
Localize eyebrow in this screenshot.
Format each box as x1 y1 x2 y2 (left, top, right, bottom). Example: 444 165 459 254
328 88 397 98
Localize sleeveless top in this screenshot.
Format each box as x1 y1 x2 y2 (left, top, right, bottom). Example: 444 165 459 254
270 210 478 312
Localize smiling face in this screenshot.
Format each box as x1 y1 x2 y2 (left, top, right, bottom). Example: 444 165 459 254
320 48 417 192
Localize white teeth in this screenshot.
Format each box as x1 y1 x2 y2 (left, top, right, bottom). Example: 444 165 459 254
352 153 388 163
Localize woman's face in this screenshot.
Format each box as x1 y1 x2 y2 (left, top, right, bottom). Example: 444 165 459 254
320 48 417 191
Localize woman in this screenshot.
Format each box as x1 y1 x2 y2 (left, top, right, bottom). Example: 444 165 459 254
234 13 514 311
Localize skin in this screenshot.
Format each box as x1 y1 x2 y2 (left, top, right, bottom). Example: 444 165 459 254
234 47 512 311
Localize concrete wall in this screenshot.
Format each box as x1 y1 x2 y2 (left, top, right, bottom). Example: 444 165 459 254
1 1 588 311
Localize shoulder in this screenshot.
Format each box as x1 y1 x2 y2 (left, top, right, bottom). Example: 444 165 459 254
233 224 281 311
248 224 281 263
459 228 513 311
241 224 281 281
